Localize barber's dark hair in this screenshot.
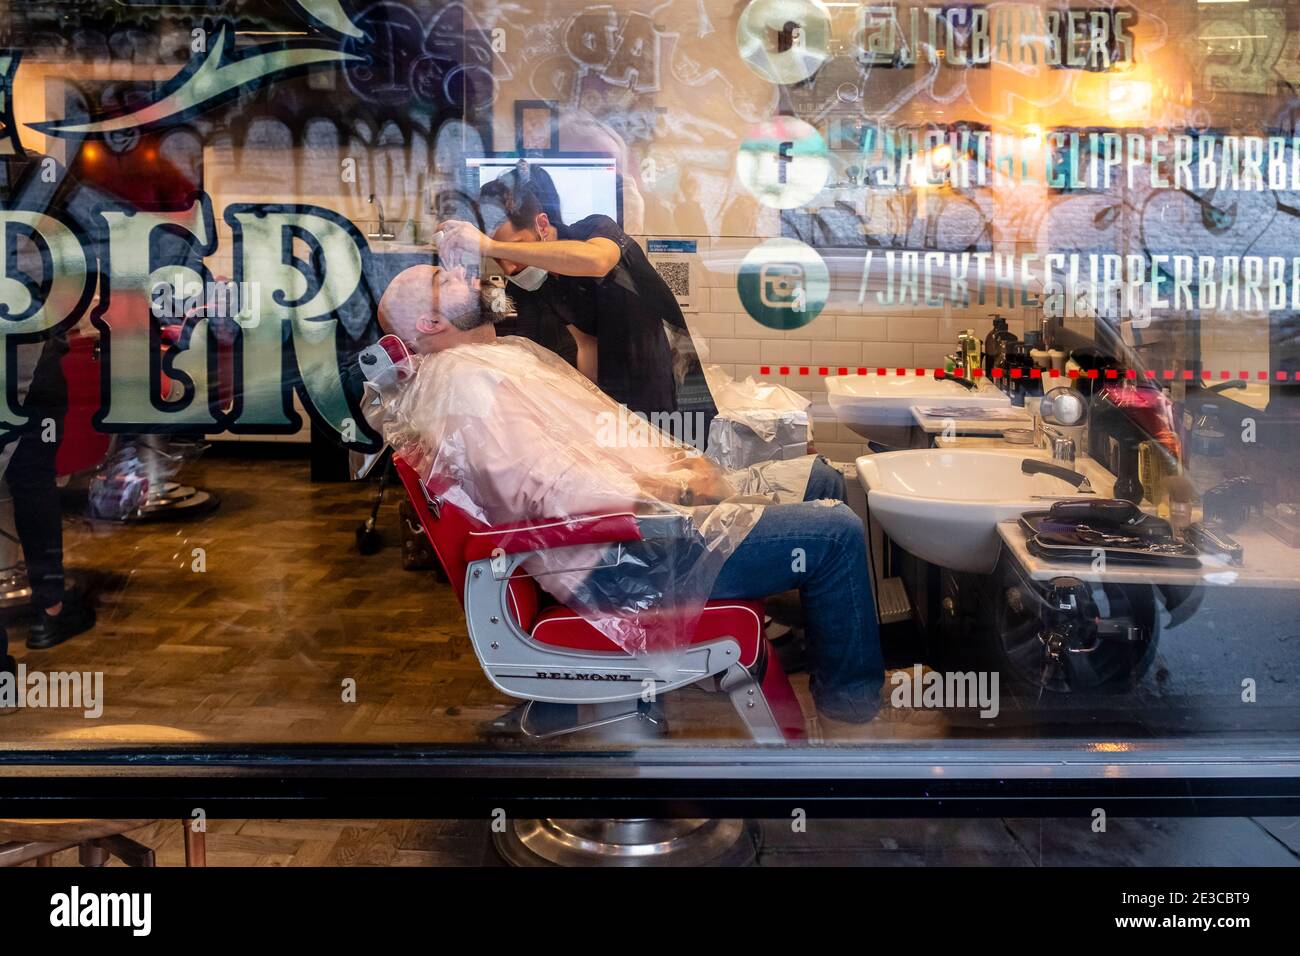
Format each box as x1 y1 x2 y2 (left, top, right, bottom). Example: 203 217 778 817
479 161 564 230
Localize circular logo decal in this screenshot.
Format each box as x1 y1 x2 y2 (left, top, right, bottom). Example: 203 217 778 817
736 238 829 331
736 0 833 85
736 116 830 209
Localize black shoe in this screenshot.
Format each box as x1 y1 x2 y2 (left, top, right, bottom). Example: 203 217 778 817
27 601 96 650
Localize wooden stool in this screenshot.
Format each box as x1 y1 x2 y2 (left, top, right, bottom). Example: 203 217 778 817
0 820 206 867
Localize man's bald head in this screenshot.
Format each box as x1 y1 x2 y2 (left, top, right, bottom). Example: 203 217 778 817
377 264 506 353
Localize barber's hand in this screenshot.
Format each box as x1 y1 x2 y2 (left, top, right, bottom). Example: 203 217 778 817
436 219 491 270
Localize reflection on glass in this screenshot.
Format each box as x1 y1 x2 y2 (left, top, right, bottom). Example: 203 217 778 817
0 1 1294 767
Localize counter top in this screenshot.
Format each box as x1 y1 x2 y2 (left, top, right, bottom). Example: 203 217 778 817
910 404 1031 435
998 518 1300 589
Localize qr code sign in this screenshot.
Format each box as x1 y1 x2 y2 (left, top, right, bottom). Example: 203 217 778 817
655 260 691 297
646 240 696 311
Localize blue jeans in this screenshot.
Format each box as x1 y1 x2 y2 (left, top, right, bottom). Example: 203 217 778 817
711 458 884 722
576 458 884 722
800 455 849 503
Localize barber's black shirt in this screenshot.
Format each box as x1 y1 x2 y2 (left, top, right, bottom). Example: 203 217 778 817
509 215 686 418
502 284 578 368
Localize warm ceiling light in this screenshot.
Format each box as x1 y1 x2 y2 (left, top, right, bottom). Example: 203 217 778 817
1109 79 1151 106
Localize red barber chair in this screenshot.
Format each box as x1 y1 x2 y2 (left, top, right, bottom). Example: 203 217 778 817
55 331 112 476
394 456 806 746
83 307 219 523
395 454 806 866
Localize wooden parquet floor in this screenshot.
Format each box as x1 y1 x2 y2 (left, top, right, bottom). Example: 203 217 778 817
1 455 785 747
20 816 1300 867
16 818 499 867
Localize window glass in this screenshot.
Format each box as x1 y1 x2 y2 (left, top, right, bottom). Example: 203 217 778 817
0 0 1296 770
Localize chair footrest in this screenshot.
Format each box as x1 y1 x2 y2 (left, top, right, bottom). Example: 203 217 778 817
485 700 668 742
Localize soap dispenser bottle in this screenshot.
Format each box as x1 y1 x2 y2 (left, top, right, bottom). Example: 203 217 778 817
983 316 1011 375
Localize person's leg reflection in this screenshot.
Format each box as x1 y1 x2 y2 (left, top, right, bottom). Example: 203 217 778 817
6 341 94 650
6 424 68 616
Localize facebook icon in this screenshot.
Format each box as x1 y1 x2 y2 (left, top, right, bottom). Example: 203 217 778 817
778 140 793 184
736 117 830 210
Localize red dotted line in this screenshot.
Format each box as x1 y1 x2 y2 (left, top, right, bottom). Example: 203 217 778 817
758 366 1299 382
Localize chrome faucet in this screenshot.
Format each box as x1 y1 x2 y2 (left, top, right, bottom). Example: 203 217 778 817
958 329 980 379
1036 420 1077 465
1034 387 1090 466
944 329 982 382
1029 386 1093 492
1022 433 1094 495
1033 415 1083 477
367 194 395 241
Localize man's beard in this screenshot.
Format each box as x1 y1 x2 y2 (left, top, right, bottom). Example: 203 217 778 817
445 285 515 331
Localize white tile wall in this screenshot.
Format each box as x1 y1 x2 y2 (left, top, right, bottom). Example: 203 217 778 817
662 234 1041 459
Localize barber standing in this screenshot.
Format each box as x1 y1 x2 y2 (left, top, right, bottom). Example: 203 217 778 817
438 163 712 432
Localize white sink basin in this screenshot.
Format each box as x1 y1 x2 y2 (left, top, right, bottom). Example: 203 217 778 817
826 374 1010 447
857 448 1116 574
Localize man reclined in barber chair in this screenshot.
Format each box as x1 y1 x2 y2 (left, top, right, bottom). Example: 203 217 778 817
370 264 885 728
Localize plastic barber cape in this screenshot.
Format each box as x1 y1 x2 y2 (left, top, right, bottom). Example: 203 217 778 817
365 336 818 658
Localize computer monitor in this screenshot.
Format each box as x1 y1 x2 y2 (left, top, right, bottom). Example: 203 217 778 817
467 154 621 227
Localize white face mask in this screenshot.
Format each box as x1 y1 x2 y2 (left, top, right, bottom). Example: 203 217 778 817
507 266 548 292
